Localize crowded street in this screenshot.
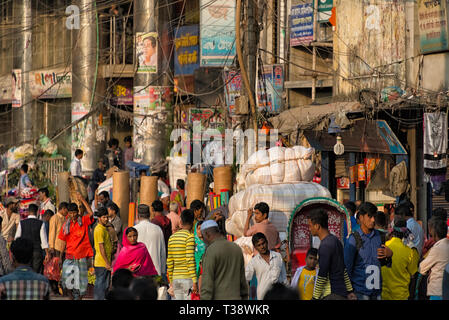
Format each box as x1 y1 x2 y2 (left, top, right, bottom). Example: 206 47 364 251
0 0 449 305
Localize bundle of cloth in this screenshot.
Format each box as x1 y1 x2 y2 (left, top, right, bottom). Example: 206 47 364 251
236 146 315 191
226 181 331 237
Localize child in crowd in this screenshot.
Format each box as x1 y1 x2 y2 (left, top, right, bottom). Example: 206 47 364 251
290 248 318 300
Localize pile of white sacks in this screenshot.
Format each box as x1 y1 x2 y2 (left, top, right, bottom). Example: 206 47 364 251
227 146 332 238
236 146 315 190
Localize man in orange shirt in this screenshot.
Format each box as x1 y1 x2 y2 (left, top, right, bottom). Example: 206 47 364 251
58 193 94 300
244 202 281 251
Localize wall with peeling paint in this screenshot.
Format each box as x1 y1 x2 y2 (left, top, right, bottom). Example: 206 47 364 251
334 0 406 97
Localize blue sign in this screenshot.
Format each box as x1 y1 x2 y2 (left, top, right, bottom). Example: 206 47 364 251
174 25 200 76
290 3 314 46
200 0 236 66
376 120 407 155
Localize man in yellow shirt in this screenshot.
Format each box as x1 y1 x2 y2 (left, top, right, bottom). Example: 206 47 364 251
290 248 318 300
381 219 419 300
93 207 113 300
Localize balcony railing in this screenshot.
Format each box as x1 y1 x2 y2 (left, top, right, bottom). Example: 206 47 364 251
99 13 134 67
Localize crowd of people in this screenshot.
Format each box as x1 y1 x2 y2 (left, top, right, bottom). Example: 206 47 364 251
1 141 449 300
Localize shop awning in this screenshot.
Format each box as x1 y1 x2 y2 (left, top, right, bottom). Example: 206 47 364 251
303 119 407 155
269 101 362 134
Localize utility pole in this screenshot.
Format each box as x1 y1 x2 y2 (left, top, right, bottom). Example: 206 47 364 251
311 0 318 102
236 0 259 150
134 0 173 167
71 0 106 175
12 0 34 146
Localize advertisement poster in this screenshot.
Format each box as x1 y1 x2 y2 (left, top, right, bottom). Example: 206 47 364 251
189 107 224 129
30 69 72 99
136 32 158 73
418 0 449 54
12 69 22 108
200 0 236 66
71 102 91 156
223 70 241 116
257 64 284 113
133 86 172 162
290 2 314 46
175 25 200 76
111 80 133 105
224 65 284 115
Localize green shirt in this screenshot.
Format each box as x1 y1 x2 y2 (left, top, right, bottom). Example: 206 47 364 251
94 223 112 268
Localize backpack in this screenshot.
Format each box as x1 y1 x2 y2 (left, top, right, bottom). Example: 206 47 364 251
351 230 392 267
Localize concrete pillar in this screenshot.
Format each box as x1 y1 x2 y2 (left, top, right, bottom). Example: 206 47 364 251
133 0 173 167
71 0 106 175
12 0 34 146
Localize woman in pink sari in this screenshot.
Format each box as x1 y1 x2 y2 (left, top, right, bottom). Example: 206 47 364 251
113 227 157 277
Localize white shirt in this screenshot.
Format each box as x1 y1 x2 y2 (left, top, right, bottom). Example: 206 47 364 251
14 215 49 249
134 219 166 276
70 158 82 176
419 238 449 296
245 250 287 299
38 198 56 220
158 179 170 196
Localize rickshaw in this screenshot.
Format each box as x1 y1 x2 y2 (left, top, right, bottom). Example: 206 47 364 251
287 197 352 275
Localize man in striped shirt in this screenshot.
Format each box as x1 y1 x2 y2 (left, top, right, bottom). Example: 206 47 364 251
167 209 197 300
308 208 356 300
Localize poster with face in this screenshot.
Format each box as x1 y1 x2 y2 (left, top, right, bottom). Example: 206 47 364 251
12 69 22 108
136 32 158 73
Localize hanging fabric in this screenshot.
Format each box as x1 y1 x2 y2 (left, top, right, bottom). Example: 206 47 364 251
424 112 447 169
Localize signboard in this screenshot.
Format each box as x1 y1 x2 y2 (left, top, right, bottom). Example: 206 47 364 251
11 69 22 108
30 70 71 99
189 107 224 129
290 3 314 46
136 32 158 73
111 80 133 105
318 0 333 22
376 120 407 155
257 64 284 113
224 65 284 115
418 0 449 54
175 25 200 76
200 0 236 66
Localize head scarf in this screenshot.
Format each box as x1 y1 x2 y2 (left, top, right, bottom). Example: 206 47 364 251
194 221 206 277
113 227 157 277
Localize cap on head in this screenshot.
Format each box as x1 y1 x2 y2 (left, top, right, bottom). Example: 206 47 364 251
200 220 218 232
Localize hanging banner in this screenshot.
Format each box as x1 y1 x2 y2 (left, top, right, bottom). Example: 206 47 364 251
290 3 314 46
175 25 200 76
136 32 158 73
424 112 448 169
200 0 236 66
189 107 224 130
418 0 449 54
11 69 22 108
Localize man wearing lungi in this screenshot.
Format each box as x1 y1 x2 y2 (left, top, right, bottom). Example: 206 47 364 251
58 193 94 300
